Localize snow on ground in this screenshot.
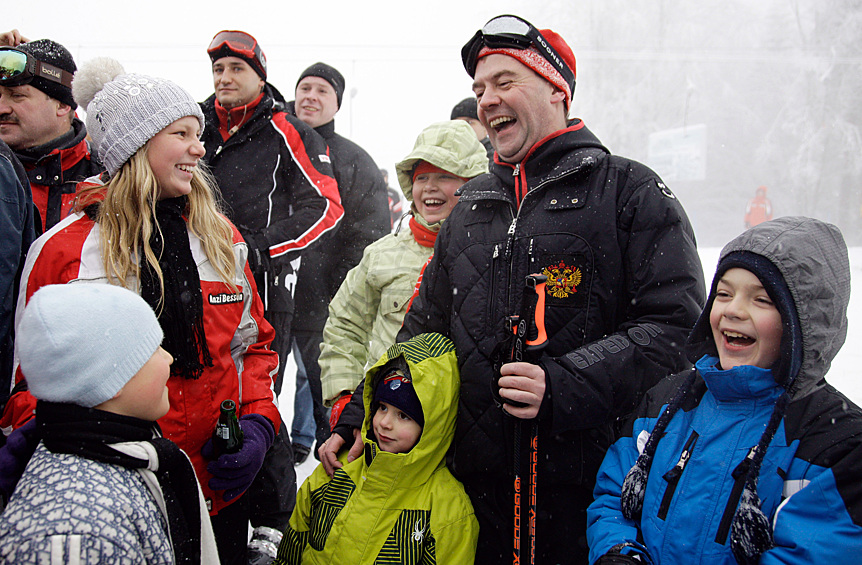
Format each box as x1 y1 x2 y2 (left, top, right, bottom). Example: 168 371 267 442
282 247 862 487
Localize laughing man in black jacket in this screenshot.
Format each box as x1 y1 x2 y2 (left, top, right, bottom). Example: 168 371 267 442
321 15 706 564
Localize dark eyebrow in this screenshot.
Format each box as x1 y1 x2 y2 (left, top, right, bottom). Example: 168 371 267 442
472 70 518 91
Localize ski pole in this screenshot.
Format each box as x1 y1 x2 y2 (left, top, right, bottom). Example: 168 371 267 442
507 274 548 565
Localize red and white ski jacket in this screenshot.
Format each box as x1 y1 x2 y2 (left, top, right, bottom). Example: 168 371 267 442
2 209 280 515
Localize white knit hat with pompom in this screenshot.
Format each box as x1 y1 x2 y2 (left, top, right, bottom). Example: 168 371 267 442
72 57 205 177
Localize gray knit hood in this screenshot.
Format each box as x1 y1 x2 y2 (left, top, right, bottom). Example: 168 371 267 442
687 216 850 400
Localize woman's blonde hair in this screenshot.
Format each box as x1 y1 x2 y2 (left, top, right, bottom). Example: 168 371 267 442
76 145 238 306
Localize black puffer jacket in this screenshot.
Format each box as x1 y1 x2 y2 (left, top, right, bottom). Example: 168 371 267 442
398 120 706 486
286 103 389 333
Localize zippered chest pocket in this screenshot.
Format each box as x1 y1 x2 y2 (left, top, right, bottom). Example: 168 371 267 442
657 430 699 520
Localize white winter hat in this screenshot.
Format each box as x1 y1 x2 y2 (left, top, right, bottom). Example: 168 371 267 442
72 57 205 177
16 284 164 408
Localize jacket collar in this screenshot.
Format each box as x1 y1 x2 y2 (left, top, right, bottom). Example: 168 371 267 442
16 118 90 169
490 119 606 184
202 85 278 139
214 92 264 139
457 119 607 205
18 119 93 185
697 355 784 405
314 116 336 140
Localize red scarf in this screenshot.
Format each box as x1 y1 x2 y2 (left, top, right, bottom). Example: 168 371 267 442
215 92 264 140
409 216 438 248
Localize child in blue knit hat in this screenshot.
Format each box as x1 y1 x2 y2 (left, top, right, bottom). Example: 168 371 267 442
0 284 219 564
587 217 862 564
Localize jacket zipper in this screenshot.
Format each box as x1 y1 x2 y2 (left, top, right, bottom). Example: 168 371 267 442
504 163 527 312
657 430 699 520
532 165 584 193
715 446 756 544
489 243 500 321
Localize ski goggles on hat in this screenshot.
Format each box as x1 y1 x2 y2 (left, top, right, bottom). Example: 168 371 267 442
461 15 575 90
0 47 74 88
207 30 266 74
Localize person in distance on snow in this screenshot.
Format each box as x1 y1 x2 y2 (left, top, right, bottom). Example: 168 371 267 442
0 284 219 564
588 216 862 564
3 57 280 565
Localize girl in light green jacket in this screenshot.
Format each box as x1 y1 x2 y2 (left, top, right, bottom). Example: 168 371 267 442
274 333 479 564
318 120 488 418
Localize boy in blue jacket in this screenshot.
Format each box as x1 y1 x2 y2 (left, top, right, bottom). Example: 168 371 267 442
587 217 862 564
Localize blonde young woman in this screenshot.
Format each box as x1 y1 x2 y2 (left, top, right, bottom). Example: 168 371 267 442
3 58 279 565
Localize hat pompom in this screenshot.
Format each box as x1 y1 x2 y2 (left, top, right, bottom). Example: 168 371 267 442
72 57 126 110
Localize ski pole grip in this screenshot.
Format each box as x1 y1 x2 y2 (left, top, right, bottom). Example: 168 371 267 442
525 275 547 351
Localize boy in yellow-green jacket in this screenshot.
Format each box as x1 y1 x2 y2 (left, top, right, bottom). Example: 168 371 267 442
273 333 478 564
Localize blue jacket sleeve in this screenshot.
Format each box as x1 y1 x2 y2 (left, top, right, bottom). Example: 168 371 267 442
587 433 653 564
761 444 862 563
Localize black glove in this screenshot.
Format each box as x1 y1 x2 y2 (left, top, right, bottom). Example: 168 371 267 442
596 552 645 564
238 226 270 274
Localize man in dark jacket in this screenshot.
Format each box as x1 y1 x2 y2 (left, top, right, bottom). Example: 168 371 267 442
200 30 343 564
286 62 389 464
321 15 706 564
0 139 35 411
0 32 102 232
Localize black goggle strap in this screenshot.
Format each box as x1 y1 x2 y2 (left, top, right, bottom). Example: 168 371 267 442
0 49 73 88
34 59 74 88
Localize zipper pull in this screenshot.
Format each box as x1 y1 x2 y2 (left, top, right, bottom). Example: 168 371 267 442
513 163 520 177
215 145 224 156
732 446 757 479
493 244 499 259
663 441 694 481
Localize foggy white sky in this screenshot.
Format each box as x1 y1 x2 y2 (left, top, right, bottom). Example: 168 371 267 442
9 0 553 178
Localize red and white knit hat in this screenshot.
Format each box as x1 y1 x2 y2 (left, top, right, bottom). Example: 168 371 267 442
477 28 576 109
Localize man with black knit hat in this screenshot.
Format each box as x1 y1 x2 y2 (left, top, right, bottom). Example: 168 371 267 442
287 61 388 465
450 96 494 160
322 15 705 564
0 30 102 231
199 29 344 565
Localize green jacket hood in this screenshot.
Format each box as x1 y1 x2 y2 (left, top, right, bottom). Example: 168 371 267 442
362 333 459 486
395 120 489 201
